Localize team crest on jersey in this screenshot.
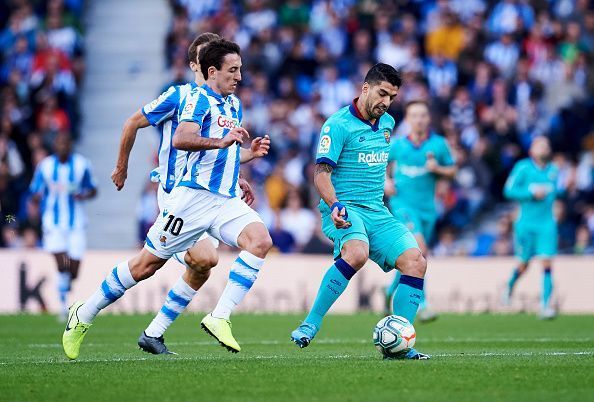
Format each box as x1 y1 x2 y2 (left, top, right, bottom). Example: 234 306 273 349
318 135 331 154
384 130 391 143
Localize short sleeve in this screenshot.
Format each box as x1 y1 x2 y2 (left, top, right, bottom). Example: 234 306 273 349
80 160 98 191
315 119 347 168
438 138 455 166
29 163 46 194
142 86 178 126
179 89 211 126
388 140 399 162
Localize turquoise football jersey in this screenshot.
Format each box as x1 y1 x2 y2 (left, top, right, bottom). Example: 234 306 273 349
315 102 396 212
388 133 454 214
504 158 559 228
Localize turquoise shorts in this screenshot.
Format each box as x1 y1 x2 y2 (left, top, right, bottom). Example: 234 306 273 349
514 222 558 263
390 202 437 244
320 204 419 272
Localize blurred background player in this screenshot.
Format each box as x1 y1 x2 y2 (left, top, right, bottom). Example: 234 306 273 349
62 39 272 360
110 32 268 354
384 100 456 321
503 136 559 319
29 132 97 320
291 63 429 360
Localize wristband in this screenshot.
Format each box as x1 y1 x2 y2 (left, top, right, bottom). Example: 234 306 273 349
330 201 348 219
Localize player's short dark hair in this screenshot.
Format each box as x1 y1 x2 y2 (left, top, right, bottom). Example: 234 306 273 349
405 99 430 112
364 63 402 88
199 39 241 79
188 32 220 64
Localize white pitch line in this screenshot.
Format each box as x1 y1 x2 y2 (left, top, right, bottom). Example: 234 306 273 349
1 351 593 366
25 337 594 348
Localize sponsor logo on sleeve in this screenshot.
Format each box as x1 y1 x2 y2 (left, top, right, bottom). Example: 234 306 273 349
318 135 331 154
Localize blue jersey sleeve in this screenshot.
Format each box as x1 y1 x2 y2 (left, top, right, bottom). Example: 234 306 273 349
29 163 46 194
80 160 98 192
315 118 348 168
438 137 455 166
142 86 179 126
179 88 211 128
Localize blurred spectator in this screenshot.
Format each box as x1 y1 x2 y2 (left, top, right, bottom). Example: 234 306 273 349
3 0 594 257
0 0 85 248
279 189 316 251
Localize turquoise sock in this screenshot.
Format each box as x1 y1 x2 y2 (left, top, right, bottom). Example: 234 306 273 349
392 275 424 324
507 268 521 295
304 259 356 328
386 270 401 299
542 267 553 309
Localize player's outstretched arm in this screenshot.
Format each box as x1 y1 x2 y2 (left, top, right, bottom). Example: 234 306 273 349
314 163 350 229
111 110 150 191
172 122 249 151
240 135 270 163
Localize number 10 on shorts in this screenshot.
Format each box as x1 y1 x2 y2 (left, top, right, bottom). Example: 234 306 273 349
163 214 184 236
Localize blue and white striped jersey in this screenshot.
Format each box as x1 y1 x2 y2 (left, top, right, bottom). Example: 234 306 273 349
142 82 197 193
177 84 243 198
29 153 97 230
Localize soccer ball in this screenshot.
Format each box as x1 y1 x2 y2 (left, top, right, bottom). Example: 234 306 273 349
373 315 416 358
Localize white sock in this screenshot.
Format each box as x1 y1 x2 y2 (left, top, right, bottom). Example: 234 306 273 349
57 271 71 311
77 261 137 323
172 251 189 268
145 276 197 337
211 251 264 320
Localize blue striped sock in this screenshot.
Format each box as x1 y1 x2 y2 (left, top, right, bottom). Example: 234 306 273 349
78 261 137 323
145 277 196 337
211 251 264 320
57 271 71 310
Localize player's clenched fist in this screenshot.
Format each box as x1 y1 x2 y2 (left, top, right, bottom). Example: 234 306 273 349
219 127 250 148
331 201 351 229
111 167 127 191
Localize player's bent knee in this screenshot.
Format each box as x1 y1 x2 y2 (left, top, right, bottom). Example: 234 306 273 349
397 249 426 278
250 234 273 257
341 241 369 270
186 250 218 271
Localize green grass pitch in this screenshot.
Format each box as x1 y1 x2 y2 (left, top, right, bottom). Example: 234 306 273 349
1 313 593 401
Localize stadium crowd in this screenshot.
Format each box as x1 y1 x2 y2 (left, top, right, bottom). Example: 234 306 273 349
0 0 84 247
158 0 594 255
2 0 594 256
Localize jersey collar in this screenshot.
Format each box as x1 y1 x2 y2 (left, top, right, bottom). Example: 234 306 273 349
201 83 226 104
349 98 380 131
406 132 432 149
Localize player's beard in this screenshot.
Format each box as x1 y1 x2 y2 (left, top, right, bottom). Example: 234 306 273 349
366 100 387 120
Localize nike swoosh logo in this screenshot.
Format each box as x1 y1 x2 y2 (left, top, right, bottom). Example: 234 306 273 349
65 305 78 331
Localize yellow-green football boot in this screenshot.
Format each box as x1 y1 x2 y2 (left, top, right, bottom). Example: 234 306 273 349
62 301 91 360
200 313 241 353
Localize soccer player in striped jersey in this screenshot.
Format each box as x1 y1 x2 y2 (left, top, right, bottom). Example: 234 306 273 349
109 33 268 355
503 136 559 319
62 39 271 360
29 132 97 320
290 63 430 359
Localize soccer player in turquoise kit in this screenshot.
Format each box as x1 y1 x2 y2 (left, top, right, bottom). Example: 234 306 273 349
291 63 430 359
384 101 456 321
503 136 559 319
